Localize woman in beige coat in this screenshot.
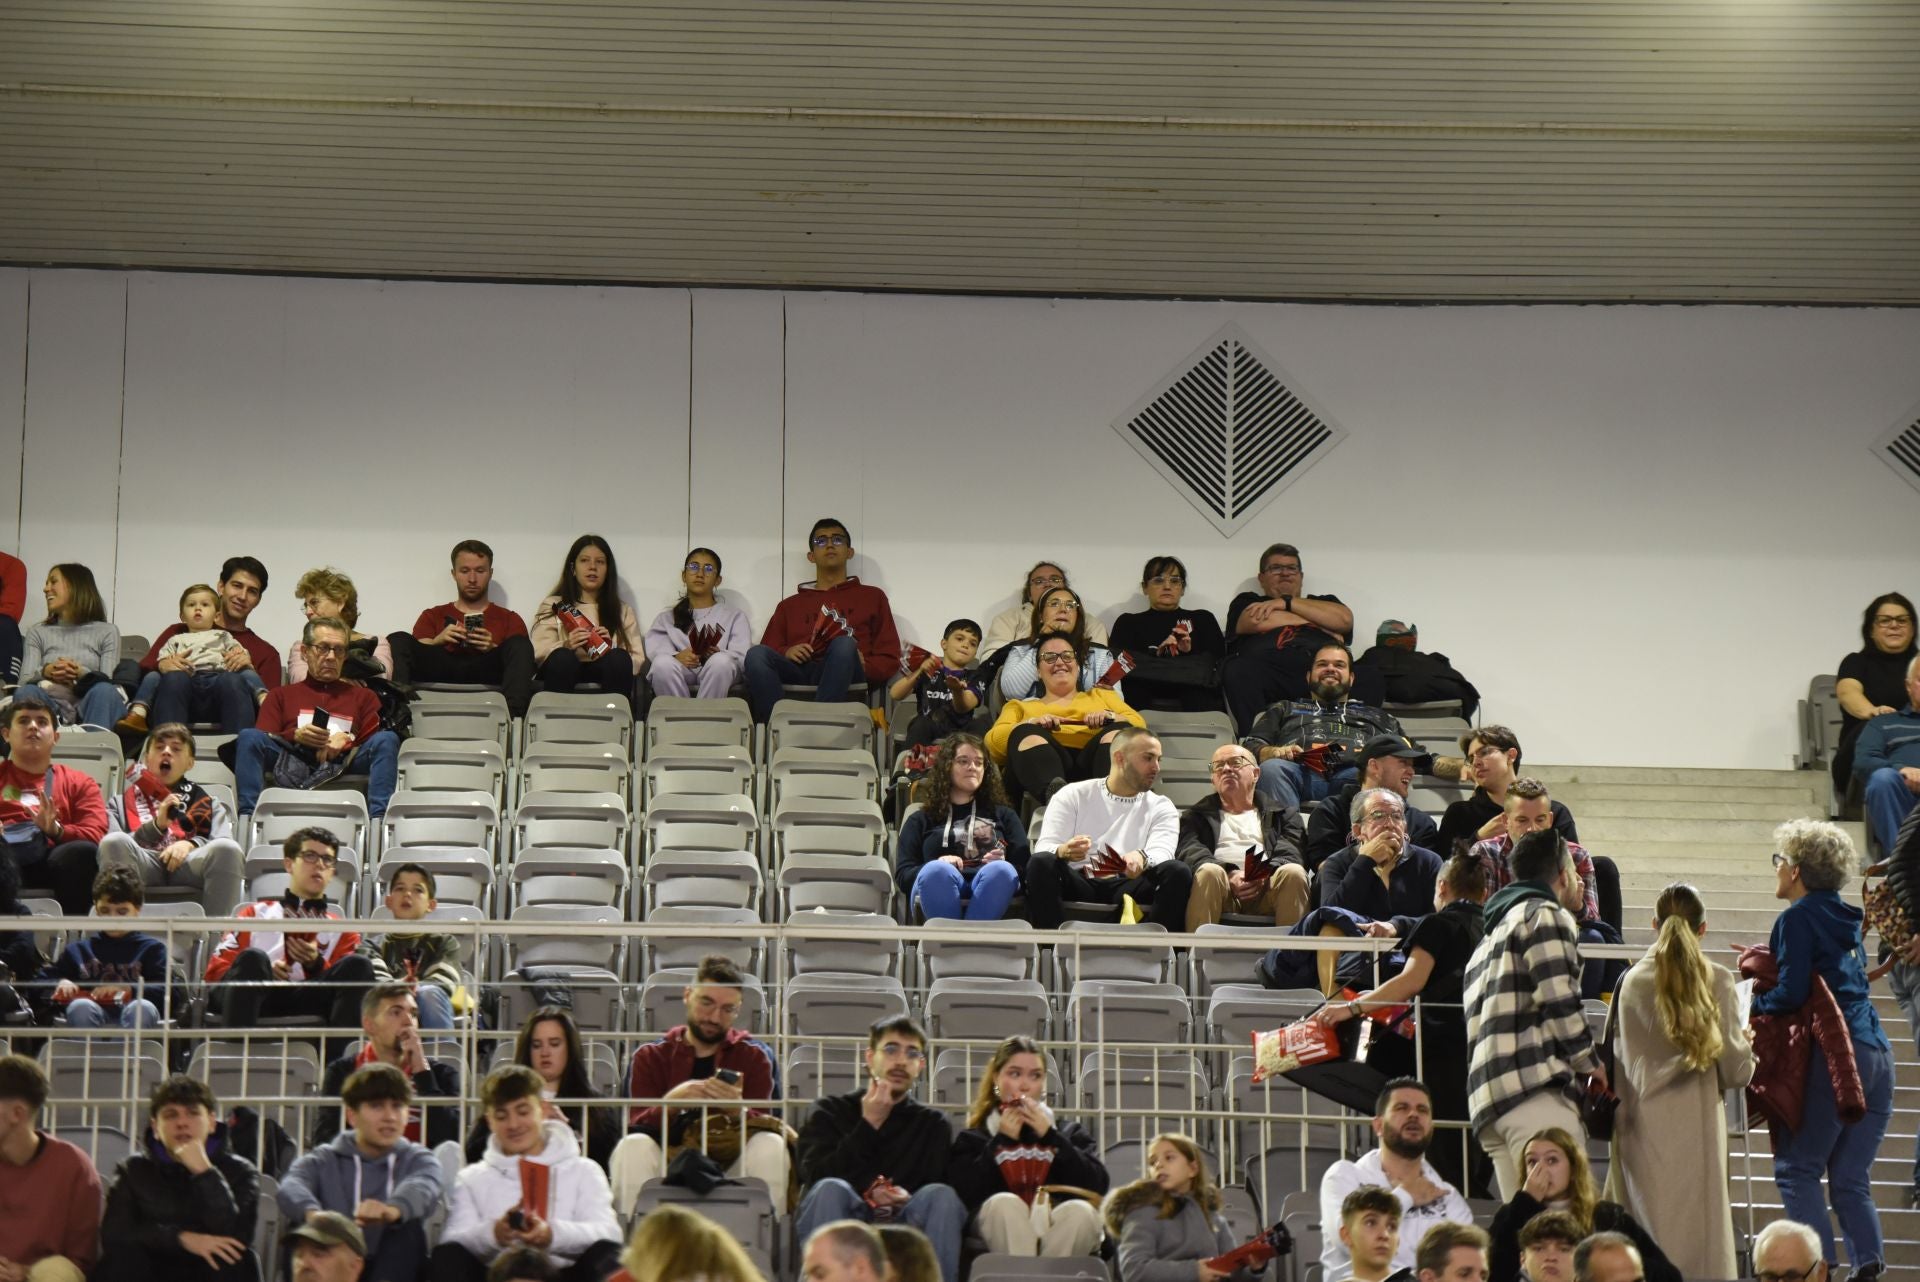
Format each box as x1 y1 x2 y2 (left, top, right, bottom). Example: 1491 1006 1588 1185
1603 883 1756 1280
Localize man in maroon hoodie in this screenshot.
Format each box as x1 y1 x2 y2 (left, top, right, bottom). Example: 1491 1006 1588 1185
743 518 901 723
0 693 108 912
232 617 397 818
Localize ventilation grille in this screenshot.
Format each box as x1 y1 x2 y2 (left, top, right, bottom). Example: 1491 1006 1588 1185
1112 325 1345 537
1875 403 1920 495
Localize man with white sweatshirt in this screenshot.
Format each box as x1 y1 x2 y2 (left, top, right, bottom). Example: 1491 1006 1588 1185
278 1063 446 1282
432 1065 622 1282
1021 726 1192 929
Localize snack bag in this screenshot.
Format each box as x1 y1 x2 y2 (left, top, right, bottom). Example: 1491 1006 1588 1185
1153 619 1194 657
1242 845 1275 883
687 623 725 663
1250 1017 1342 1082
902 644 933 674
1094 651 1136 690
1204 1222 1294 1274
1087 845 1129 879
810 606 853 652
554 604 612 659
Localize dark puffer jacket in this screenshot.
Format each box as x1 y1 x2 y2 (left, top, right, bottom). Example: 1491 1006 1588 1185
1740 944 1864 1132
102 1122 260 1255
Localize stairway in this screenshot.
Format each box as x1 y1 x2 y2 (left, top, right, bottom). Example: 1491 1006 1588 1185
1532 764 1913 1269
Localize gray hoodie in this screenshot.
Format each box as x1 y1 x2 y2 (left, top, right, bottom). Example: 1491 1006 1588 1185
277 1131 445 1256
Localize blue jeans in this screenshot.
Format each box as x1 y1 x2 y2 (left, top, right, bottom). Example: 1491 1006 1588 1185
235 728 400 817
913 858 1020 921
1255 759 1355 811
794 1178 965 1282
66 997 161 1029
1863 767 1917 857
1885 960 1920 1183
743 634 860 723
148 669 260 733
414 984 454 1029
28 677 130 727
1772 1037 1893 1269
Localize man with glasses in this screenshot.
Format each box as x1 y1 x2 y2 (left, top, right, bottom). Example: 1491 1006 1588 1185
232 616 399 818
1749 1219 1825 1282
1854 655 1920 857
1315 789 1443 931
1306 735 1442 871
1242 642 1405 812
795 1016 965 1282
1178 743 1310 929
206 826 376 1044
388 538 534 715
610 954 786 1218
1222 542 1358 734
744 517 902 723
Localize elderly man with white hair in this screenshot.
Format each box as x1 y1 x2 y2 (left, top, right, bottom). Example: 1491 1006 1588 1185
1752 820 1891 1282
1751 1220 1827 1282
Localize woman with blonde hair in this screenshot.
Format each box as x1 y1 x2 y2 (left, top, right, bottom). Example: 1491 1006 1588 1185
947 1036 1108 1257
1602 883 1754 1279
616 1203 761 1282
285 566 392 682
1486 1128 1678 1282
1103 1134 1257 1282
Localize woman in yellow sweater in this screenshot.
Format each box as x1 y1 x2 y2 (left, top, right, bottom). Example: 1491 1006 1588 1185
987 630 1146 802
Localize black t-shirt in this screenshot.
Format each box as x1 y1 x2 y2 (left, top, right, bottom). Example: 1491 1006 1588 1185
1433 789 1578 858
1838 646 1915 732
1403 899 1485 1044
689 1055 716 1081
1108 608 1226 659
1223 591 1347 657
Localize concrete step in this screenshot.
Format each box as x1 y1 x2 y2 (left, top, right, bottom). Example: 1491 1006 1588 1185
1533 764 1835 790
1618 888 1785 910
1578 817 1800 842
1549 782 1827 806
1573 797 1814 821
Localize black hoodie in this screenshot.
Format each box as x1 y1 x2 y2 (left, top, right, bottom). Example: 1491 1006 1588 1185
101 1122 259 1259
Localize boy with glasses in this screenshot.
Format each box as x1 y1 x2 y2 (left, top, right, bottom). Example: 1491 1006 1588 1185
742 518 902 723
795 1017 965 1282
206 827 375 1044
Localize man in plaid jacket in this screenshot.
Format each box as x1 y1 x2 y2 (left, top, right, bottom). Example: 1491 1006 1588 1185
1462 828 1607 1199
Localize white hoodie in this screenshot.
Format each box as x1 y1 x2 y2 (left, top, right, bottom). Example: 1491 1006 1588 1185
442 1119 621 1266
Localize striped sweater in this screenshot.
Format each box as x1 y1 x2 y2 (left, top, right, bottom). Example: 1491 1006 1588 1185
1462 883 1599 1136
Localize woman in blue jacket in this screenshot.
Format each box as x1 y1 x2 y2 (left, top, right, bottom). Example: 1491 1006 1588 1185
1754 818 1892 1280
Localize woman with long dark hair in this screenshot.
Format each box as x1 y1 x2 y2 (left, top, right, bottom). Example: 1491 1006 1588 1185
997 587 1119 701
21 562 125 725
1833 591 1917 793
894 733 1029 921
947 1036 1107 1257
980 561 1108 661
642 547 750 700
530 535 642 705
465 1007 619 1170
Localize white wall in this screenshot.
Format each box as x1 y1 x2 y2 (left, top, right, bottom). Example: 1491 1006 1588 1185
5 265 1919 770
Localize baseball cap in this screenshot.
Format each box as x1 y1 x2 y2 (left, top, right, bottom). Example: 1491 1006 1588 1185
1376 620 1416 640
286 1211 366 1257
1358 734 1425 770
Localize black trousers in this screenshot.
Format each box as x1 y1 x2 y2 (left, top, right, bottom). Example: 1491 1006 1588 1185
217 948 376 1059
429 1239 624 1282
391 633 536 717
11 838 99 914
1023 849 1194 931
96 1241 261 1281
539 648 636 710
1002 724 1117 800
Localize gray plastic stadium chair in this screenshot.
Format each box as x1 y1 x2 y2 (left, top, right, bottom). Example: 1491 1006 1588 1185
924 976 1049 1040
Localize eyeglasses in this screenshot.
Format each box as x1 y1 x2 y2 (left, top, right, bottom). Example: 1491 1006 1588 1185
1210 759 1256 774
1469 744 1508 760
684 562 718 575
294 851 338 868
1147 575 1185 587
1876 615 1914 627
1772 852 1790 869
952 754 987 769
1028 573 1066 590
1038 651 1079 668
810 534 850 548
1362 809 1405 824
1756 1268 1820 1282
876 1042 927 1062
307 643 347 657
693 997 742 1017
1045 596 1082 611
1262 562 1302 576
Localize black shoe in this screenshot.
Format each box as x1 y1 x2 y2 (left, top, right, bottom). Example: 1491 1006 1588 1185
1043 777 1067 803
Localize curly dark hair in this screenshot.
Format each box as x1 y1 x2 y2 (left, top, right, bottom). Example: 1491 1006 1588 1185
922 731 1008 825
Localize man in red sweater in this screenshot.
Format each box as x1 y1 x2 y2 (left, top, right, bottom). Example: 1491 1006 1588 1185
0 1053 102 1281
129 555 281 735
232 617 398 818
742 517 902 723
0 694 108 912
387 539 534 715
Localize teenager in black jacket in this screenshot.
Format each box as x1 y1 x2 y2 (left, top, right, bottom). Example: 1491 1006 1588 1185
97 1074 261 1281
947 1036 1108 1258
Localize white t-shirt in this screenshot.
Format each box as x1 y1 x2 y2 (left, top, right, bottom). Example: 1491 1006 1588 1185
1034 779 1180 867
1214 807 1265 866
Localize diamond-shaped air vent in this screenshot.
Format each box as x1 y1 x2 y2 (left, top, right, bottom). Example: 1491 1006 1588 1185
1874 399 1920 496
1111 325 1345 537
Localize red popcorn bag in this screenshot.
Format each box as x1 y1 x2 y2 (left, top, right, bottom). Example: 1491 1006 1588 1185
995 1142 1057 1207
1242 845 1275 884
1094 651 1136 690
1204 1222 1295 1274
687 623 724 662
1296 742 1331 776
519 1156 552 1219
1340 985 1414 1037
1250 1017 1343 1082
810 606 853 651
554 604 612 659
1087 845 1129 879
903 644 933 674
1153 619 1194 657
